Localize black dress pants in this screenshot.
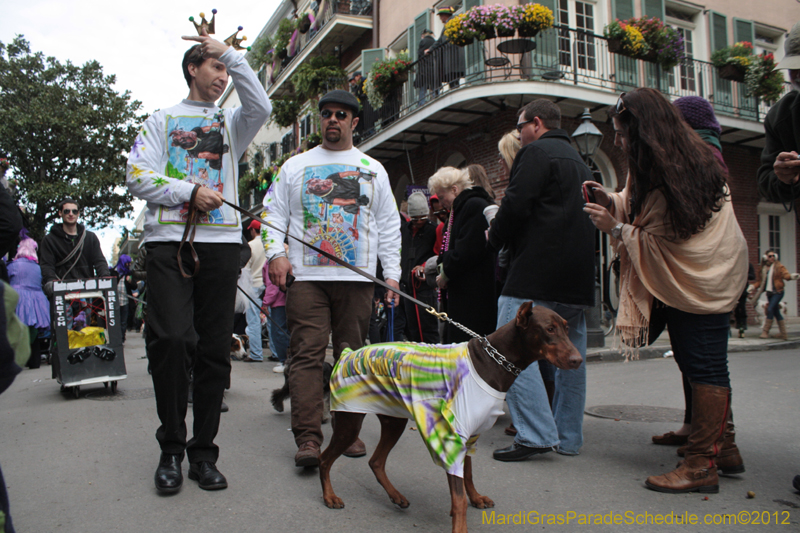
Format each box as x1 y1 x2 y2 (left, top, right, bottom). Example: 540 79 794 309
145 241 239 463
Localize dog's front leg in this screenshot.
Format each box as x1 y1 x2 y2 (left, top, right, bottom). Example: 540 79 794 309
446 473 468 533
464 456 494 509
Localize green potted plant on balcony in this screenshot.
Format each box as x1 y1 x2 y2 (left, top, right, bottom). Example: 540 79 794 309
711 41 755 83
515 3 555 38
443 13 480 46
291 55 347 101
744 51 786 104
270 96 302 128
297 12 312 34
604 17 684 70
247 35 274 70
274 18 296 59
603 19 649 58
364 51 412 108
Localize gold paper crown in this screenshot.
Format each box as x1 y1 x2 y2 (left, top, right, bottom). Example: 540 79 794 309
189 9 217 35
224 26 248 51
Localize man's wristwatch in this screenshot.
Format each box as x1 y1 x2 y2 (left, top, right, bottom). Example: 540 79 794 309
611 222 624 240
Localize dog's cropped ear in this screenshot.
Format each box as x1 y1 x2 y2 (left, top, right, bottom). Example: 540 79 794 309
515 301 534 329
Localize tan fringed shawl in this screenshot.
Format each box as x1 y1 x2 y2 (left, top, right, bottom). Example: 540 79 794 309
608 179 748 357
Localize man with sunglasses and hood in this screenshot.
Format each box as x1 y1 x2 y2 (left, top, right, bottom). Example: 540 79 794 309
263 89 401 468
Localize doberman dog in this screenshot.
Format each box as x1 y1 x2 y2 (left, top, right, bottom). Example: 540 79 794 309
319 302 582 533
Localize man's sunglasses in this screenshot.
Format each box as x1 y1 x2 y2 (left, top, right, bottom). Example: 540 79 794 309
321 109 349 120
516 118 534 133
62 209 79 215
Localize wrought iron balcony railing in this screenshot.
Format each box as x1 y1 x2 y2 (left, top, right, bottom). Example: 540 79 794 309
356 26 790 144
266 0 373 91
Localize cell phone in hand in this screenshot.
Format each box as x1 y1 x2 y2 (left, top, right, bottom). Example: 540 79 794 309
582 183 596 204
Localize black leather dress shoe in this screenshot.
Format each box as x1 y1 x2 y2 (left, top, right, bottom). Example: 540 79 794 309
492 443 553 462
188 461 228 490
155 453 183 493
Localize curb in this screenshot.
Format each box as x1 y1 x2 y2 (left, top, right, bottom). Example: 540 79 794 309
586 339 800 363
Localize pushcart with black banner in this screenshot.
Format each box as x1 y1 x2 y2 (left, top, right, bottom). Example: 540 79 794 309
50 277 127 398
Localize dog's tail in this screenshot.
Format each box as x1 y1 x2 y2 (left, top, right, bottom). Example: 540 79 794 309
270 382 289 412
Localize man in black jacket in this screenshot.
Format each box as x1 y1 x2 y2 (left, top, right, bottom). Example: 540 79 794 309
400 192 439 343
488 99 595 462
40 198 109 293
416 30 436 105
425 7 465 89
758 21 800 204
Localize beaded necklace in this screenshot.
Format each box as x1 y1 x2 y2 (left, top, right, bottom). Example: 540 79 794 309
438 209 454 302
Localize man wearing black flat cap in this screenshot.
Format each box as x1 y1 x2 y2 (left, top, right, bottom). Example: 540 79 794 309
263 89 401 468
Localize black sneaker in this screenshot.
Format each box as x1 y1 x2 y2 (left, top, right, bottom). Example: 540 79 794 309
492 442 553 462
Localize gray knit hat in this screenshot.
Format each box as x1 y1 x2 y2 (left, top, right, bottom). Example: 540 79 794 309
407 192 429 218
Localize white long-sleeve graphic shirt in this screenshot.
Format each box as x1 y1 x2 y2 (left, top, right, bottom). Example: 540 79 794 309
262 146 401 283
126 48 271 244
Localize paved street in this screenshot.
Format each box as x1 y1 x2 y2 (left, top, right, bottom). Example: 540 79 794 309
1 333 798 532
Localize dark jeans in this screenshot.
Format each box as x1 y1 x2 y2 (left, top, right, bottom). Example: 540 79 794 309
401 285 439 343
285 280 373 446
119 304 128 342
766 291 785 320
666 307 731 389
145 241 239 464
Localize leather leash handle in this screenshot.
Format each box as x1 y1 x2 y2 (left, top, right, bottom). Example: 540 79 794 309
177 185 201 279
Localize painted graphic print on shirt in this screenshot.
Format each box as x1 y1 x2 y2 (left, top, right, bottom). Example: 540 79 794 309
301 164 376 267
159 112 232 226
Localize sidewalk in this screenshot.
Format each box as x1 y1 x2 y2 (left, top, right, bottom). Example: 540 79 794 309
587 316 800 362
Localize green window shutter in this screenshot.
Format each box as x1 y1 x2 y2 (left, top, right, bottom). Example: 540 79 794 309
708 12 733 116
610 0 637 90
413 10 429 61
613 0 634 21
361 48 385 76
642 0 664 20
733 19 757 118
533 0 559 77
733 18 755 45
709 11 728 52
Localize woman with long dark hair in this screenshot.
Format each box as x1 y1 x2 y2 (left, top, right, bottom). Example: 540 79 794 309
583 88 748 494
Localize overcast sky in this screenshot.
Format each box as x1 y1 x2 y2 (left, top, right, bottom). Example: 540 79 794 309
2 0 282 260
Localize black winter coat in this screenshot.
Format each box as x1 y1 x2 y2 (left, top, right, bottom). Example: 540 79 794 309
400 219 437 291
40 223 110 284
489 129 595 306
439 187 496 343
758 90 800 203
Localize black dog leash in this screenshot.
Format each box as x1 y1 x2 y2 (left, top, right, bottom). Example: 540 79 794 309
222 200 522 375
235 284 292 338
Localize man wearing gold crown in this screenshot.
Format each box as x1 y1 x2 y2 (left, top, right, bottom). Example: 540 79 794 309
126 22 271 493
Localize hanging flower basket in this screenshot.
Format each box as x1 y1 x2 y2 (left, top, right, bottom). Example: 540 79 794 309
297 13 312 34
607 37 623 54
364 51 412 108
517 27 540 38
445 4 553 46
497 26 516 38
718 63 747 83
393 70 409 84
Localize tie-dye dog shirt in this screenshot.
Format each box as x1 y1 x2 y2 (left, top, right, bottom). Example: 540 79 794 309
331 342 506 477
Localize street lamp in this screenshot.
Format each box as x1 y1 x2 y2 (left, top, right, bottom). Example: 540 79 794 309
572 107 606 348
571 108 604 161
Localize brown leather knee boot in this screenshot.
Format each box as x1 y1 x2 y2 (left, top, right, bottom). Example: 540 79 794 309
760 319 773 339
646 383 729 494
776 319 788 340
676 407 744 475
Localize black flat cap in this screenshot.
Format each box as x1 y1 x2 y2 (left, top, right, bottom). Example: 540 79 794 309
318 89 360 115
